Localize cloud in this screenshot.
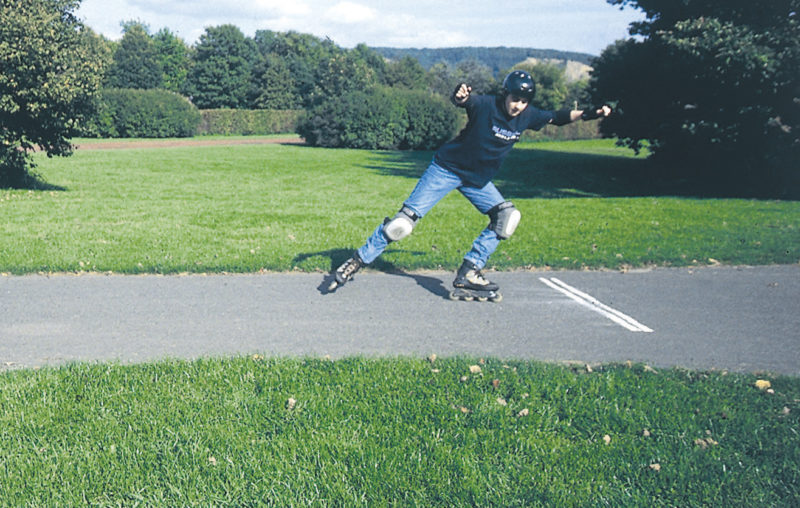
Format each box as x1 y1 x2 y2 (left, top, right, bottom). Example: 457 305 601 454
77 0 645 53
367 14 470 47
324 2 377 24
125 0 310 19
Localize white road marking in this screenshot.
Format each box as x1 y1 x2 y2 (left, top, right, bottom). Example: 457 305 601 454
539 277 654 333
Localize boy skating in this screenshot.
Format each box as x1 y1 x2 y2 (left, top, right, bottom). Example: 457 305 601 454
329 70 611 300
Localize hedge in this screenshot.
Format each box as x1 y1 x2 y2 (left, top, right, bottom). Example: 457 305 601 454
198 109 304 136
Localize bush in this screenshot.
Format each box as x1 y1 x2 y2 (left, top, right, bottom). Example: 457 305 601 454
400 90 461 150
84 88 201 138
297 88 406 150
198 109 303 135
522 119 602 142
297 87 459 150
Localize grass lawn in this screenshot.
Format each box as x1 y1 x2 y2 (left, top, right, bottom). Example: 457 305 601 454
1 138 798 274
2 138 798 505
1 356 798 505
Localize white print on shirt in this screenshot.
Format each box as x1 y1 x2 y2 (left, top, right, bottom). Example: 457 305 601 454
492 125 521 141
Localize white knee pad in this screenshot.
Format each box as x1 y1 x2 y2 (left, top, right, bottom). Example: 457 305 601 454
383 206 419 242
488 201 521 239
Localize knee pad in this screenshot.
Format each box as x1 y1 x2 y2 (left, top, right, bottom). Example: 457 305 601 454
383 205 419 242
488 201 521 239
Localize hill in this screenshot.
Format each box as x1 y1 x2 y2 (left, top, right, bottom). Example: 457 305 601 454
370 46 596 76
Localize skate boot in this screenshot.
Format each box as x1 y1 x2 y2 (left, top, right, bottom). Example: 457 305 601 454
450 260 503 302
328 252 364 291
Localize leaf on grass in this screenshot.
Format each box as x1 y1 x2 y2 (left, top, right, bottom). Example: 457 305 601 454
755 379 772 391
782 406 791 416
642 429 651 437
287 397 297 410
208 456 217 466
428 354 437 364
459 406 471 414
694 437 718 449
492 379 500 389
517 408 530 417
603 434 612 445
469 365 482 374
649 463 661 471
496 397 507 406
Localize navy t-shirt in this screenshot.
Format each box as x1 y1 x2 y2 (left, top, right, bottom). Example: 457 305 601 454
434 94 555 188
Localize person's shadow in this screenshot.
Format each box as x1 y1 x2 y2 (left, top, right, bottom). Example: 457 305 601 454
293 248 451 299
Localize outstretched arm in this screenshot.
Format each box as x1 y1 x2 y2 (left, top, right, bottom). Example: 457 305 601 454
576 105 612 121
552 105 612 125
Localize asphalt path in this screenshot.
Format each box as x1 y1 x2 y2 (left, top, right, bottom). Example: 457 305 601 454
1 265 798 374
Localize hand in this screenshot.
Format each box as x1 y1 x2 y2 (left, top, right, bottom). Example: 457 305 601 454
580 105 612 121
453 83 472 104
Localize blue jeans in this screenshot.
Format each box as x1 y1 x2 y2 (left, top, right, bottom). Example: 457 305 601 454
357 160 506 270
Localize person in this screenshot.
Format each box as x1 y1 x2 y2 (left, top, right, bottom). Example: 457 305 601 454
329 70 611 300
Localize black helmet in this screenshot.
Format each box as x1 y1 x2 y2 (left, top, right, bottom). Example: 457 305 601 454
502 70 535 100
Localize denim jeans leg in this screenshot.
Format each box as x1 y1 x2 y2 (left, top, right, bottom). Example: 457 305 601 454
357 161 461 264
459 181 506 270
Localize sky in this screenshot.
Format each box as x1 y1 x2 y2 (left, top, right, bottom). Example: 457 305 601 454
76 0 646 56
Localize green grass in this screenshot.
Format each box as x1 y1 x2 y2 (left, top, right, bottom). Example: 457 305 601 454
1 138 797 274
3 140 799 505
1 356 797 505
72 133 300 145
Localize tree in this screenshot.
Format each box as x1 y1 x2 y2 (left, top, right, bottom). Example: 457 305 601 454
105 21 162 89
452 60 496 95
153 28 191 94
253 30 339 108
353 43 387 84
427 60 496 97
384 56 428 90
311 51 377 106
185 25 257 109
590 0 799 193
1 0 109 187
249 53 299 109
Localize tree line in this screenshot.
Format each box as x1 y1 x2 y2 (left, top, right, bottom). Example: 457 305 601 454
371 47 596 73
2 0 797 195
100 22 587 111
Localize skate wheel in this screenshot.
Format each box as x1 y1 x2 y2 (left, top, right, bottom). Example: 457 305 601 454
449 291 473 302
477 296 488 302
328 280 339 292
491 293 503 303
